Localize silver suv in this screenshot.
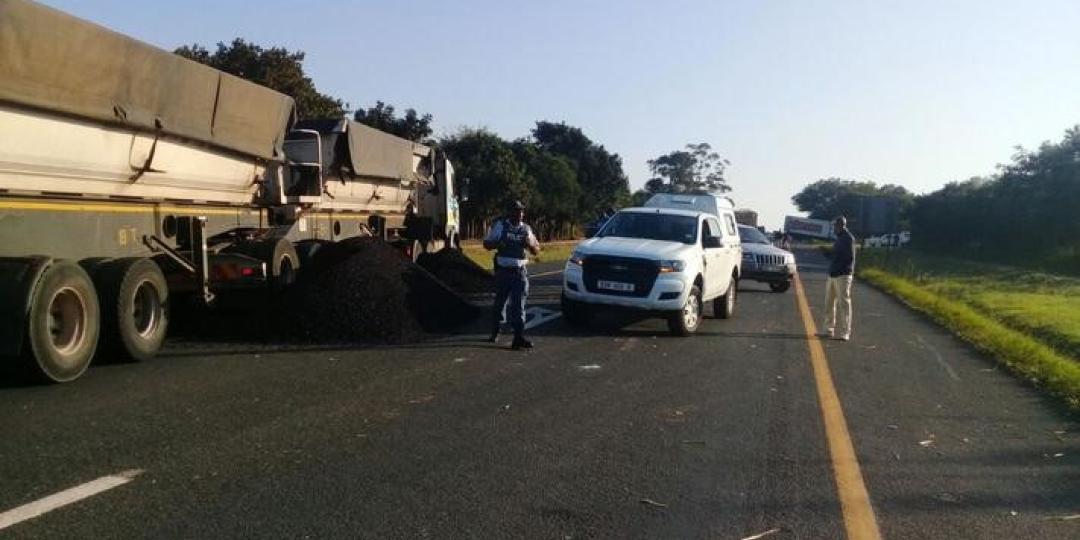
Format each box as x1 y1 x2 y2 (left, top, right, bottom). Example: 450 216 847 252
738 225 796 292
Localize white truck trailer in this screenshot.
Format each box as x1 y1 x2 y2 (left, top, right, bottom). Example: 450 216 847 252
0 0 461 382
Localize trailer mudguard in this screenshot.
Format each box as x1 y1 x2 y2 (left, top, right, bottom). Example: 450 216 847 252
0 256 51 357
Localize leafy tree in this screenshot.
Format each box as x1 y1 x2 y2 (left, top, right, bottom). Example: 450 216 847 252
908 125 1080 271
511 141 581 239
645 143 731 194
353 101 434 143
531 121 630 219
440 128 527 237
175 39 345 120
791 178 915 237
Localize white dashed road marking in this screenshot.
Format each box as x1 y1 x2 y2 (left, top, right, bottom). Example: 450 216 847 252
0 469 144 531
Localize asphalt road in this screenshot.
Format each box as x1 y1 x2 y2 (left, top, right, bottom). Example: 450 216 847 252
0 249 1077 539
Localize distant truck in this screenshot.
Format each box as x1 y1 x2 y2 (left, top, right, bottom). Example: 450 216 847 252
734 209 758 228
784 216 834 240
0 0 461 383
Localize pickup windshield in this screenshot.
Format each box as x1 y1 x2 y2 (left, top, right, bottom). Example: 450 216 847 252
597 212 699 245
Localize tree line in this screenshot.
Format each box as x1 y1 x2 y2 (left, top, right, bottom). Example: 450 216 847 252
910 127 1080 272
791 128 1080 273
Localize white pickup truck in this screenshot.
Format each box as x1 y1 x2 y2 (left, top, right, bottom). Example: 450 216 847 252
561 206 742 336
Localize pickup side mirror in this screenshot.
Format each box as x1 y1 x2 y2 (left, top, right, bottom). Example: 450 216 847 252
703 236 723 249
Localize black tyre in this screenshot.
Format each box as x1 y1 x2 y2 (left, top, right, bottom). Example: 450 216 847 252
96 258 168 363
668 285 702 336
23 261 100 383
561 294 590 328
714 277 737 319
769 281 791 293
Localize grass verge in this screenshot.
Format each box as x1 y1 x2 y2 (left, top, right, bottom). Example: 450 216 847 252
858 267 1080 410
461 240 578 271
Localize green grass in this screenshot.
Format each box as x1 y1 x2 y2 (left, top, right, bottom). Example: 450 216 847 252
461 241 579 271
857 249 1080 410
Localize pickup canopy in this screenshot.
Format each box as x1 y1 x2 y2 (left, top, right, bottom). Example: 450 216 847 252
0 0 294 161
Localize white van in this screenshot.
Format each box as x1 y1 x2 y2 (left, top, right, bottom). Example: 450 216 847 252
644 193 736 217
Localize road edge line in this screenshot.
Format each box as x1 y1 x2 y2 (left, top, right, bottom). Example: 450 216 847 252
793 274 883 540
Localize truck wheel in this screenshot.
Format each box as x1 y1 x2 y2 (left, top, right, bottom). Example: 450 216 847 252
560 294 590 328
668 285 702 336
24 261 100 383
96 258 168 362
267 239 299 292
769 281 791 293
714 278 737 319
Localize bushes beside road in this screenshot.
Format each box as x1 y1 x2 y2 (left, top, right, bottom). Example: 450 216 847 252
858 249 1080 410
460 241 578 271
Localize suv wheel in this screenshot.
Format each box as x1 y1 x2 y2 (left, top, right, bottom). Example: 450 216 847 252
561 294 590 328
714 278 737 319
668 285 702 336
769 281 791 293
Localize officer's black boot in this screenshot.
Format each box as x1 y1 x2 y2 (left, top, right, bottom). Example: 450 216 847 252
511 334 533 350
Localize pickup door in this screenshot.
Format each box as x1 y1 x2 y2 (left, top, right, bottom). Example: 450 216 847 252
701 217 727 299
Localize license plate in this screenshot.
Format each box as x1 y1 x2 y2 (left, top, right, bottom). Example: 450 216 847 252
597 280 635 292
764 265 783 272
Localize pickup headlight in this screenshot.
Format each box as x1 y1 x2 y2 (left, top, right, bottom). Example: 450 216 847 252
568 250 586 266
658 259 687 273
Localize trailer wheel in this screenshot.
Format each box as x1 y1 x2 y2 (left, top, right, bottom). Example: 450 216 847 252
272 241 299 292
24 261 100 383
96 258 168 363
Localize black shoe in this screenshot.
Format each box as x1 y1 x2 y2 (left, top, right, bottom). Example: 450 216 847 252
487 333 499 343
511 337 533 350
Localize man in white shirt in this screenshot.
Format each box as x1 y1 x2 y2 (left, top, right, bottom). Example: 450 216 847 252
483 200 541 349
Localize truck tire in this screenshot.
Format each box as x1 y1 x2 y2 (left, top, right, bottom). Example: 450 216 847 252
23 261 100 383
714 277 737 319
769 281 791 293
266 239 299 293
560 294 590 328
96 258 168 363
668 285 702 336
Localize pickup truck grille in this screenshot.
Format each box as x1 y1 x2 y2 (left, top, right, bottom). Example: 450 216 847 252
754 254 786 266
582 256 659 297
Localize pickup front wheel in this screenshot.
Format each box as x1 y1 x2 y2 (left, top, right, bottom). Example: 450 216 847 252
668 285 702 336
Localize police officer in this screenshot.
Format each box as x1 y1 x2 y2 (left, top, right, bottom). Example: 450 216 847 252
483 200 540 349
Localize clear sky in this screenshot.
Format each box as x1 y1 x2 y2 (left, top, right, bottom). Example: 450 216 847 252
41 0 1080 229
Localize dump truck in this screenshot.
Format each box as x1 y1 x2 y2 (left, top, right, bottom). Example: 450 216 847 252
0 0 462 383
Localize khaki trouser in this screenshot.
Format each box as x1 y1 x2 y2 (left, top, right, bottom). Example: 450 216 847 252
823 274 853 338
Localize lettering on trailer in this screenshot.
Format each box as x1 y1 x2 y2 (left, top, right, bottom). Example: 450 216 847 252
116 226 138 246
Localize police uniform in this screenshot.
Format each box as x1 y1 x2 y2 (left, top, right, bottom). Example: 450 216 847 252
484 203 539 349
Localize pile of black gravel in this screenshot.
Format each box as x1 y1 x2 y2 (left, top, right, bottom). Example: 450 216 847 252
281 238 480 343
416 248 493 294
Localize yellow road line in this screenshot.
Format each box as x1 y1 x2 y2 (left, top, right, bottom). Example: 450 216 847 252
793 273 883 540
